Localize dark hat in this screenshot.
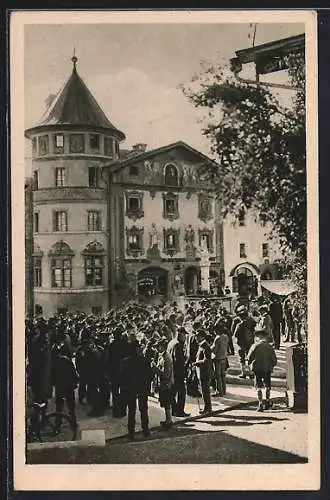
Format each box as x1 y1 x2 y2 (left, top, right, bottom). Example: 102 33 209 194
196 329 206 338
255 328 268 337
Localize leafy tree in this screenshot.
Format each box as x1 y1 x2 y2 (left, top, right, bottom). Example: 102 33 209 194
182 50 307 321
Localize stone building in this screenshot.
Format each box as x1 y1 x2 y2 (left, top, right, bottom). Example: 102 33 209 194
25 56 281 317
25 56 225 317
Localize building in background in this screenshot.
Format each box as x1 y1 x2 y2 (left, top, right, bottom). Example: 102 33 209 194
25 56 282 317
223 210 282 298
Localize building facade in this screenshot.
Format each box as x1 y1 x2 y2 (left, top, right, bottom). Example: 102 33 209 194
223 210 282 298
25 57 281 317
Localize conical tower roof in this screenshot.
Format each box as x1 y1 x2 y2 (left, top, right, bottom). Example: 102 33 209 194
25 55 125 140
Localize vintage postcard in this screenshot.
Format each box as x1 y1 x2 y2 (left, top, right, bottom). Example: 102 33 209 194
11 9 320 491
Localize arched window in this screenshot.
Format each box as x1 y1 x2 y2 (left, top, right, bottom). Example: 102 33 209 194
49 240 74 288
82 241 105 286
164 164 179 186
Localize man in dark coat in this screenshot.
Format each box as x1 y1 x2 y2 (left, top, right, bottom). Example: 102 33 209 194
52 342 78 436
193 330 213 415
234 305 256 378
269 296 283 350
120 340 152 440
168 327 190 417
75 329 93 405
105 327 130 418
29 324 52 403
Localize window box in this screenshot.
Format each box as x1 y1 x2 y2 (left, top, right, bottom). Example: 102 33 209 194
126 226 144 257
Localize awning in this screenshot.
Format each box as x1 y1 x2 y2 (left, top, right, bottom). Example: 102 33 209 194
260 280 297 296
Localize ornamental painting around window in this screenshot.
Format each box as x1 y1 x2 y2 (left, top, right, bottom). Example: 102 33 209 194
164 228 180 255
198 229 214 253
126 226 144 257
69 133 85 153
163 193 179 221
125 192 144 221
198 195 213 222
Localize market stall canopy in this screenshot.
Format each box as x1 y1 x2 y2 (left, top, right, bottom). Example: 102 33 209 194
260 280 297 296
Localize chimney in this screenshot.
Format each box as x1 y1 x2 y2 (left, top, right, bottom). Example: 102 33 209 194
132 143 147 153
45 93 56 109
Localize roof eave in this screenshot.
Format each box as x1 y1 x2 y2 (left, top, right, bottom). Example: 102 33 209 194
103 141 218 174
235 33 305 65
25 123 126 141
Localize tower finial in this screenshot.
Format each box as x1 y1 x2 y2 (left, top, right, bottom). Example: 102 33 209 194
71 47 78 71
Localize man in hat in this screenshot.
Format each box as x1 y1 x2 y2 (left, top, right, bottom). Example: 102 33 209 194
168 327 190 417
193 330 213 414
105 326 130 418
247 328 277 412
151 337 174 430
211 322 229 397
120 340 152 441
52 340 79 437
234 305 256 379
269 295 283 350
257 305 274 345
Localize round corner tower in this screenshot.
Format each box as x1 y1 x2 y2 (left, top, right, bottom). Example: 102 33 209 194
25 55 125 317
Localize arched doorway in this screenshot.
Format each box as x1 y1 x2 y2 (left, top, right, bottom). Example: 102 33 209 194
232 266 258 298
137 267 168 299
184 266 201 295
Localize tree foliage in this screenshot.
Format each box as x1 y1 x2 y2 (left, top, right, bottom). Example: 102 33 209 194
182 53 307 316
182 50 307 316
182 51 306 260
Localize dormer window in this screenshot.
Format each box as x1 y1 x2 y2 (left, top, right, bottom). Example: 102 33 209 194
164 164 179 186
89 134 100 151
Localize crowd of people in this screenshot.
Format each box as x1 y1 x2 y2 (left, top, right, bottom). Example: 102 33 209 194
26 293 304 441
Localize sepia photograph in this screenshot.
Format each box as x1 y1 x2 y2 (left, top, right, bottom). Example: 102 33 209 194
11 9 319 491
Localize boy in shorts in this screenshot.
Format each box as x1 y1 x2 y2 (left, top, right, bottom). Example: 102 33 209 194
247 328 277 412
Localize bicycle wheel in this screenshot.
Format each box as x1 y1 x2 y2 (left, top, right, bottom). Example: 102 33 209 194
40 412 77 442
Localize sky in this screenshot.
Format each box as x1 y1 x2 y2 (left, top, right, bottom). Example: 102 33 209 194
24 22 304 171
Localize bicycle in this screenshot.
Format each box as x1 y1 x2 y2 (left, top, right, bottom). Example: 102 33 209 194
26 400 78 443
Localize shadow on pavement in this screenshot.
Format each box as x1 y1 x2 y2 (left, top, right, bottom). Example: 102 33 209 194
27 427 308 464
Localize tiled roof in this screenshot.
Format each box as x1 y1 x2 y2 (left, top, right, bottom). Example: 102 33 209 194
27 64 125 139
